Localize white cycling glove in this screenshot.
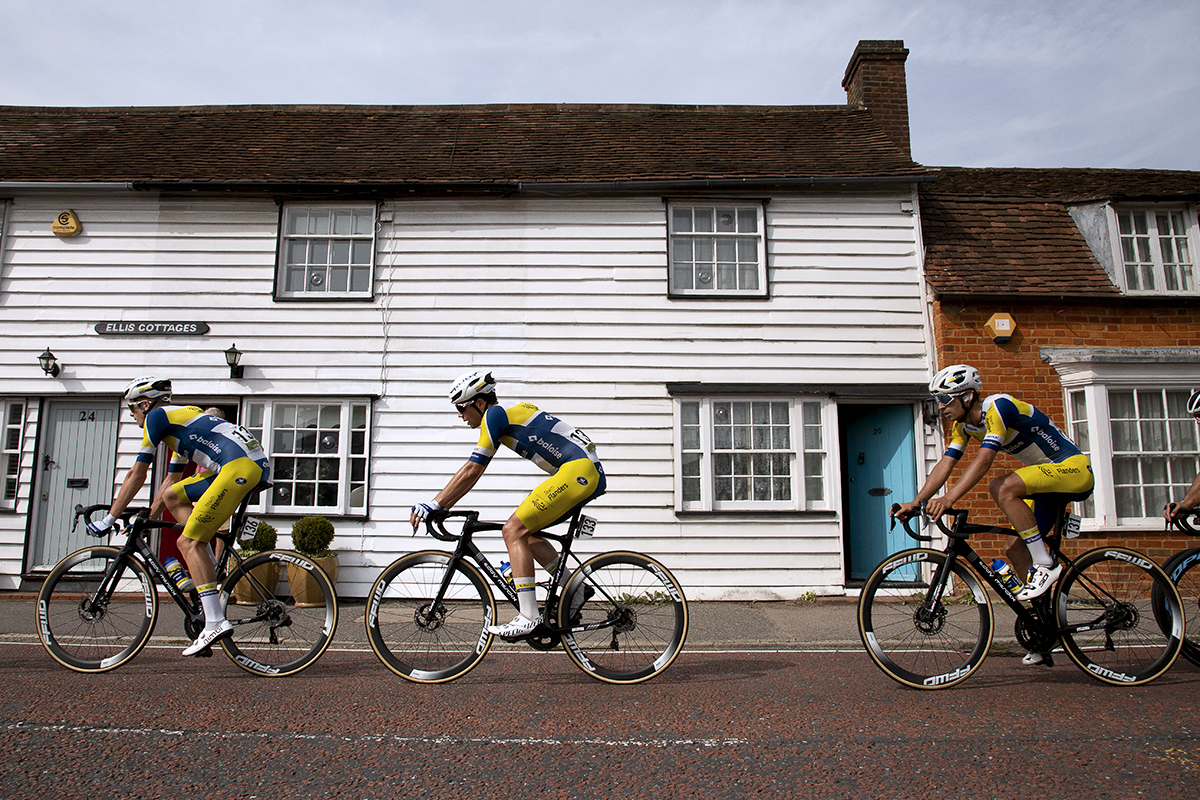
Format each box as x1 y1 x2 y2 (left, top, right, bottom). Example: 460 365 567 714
86 513 117 536
411 500 442 524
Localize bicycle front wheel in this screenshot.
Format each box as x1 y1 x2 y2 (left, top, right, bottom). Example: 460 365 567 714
36 546 158 673
858 548 993 690
1058 547 1182 685
558 552 688 684
365 550 496 683
1159 547 1200 667
219 550 339 676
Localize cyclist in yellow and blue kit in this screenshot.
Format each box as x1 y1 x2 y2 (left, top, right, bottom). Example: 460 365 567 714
893 364 1094 603
86 377 270 656
410 371 606 637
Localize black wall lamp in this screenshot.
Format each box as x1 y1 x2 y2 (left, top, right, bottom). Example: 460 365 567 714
38 348 61 378
225 344 244 379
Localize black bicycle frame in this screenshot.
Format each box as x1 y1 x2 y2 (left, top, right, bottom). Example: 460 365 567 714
922 509 1117 643
428 507 609 636
77 496 265 634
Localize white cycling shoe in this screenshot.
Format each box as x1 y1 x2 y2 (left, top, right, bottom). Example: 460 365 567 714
1016 563 1062 601
486 614 539 637
182 619 233 656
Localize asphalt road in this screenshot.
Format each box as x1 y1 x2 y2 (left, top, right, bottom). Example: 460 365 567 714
3 640 1197 799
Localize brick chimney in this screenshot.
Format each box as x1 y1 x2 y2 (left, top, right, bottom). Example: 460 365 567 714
842 40 911 159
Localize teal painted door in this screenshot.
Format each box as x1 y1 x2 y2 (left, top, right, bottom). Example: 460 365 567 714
846 404 918 581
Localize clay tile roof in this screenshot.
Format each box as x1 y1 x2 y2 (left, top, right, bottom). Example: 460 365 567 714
920 166 1200 299
0 104 927 186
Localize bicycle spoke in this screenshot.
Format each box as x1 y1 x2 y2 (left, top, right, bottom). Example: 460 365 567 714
858 549 993 689
1058 547 1182 686
559 552 688 684
220 551 338 676
36 547 157 673
365 551 495 683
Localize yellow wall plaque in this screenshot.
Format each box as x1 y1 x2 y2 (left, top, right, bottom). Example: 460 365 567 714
51 210 82 237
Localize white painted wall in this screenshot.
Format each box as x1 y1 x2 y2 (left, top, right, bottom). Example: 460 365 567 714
0 188 932 598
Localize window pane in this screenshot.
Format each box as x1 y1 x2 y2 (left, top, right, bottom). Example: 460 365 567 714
672 207 692 233
737 208 757 232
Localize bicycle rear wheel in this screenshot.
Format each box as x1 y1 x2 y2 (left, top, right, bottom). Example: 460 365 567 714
365 550 496 683
1158 547 1200 667
219 550 339 676
36 546 158 673
1057 547 1182 685
558 551 688 684
858 548 993 689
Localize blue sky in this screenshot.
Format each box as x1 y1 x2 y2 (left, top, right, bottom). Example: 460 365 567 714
2 0 1197 170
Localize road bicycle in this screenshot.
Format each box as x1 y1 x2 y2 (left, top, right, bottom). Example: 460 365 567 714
857 497 1184 689
36 484 338 676
1158 510 1200 667
365 507 688 684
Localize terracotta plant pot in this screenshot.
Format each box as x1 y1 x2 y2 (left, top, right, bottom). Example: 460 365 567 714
286 555 339 607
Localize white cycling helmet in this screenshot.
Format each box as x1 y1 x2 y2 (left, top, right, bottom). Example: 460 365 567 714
929 364 982 397
1188 389 1200 416
448 371 496 407
123 376 172 405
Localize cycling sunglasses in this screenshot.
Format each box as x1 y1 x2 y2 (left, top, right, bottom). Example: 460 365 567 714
934 393 966 407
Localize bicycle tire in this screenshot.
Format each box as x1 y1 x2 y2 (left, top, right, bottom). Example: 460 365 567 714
1158 547 1200 667
558 551 688 684
36 546 158 673
218 550 338 676
858 548 993 690
1057 547 1182 686
365 550 496 683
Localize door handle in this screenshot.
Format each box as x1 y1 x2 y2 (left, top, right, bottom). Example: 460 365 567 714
867 487 892 497
43 454 56 470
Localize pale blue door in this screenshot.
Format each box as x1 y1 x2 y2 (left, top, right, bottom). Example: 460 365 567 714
846 404 918 581
28 400 120 571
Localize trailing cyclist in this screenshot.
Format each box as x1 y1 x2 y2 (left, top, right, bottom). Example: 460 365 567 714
85 377 270 656
410 371 606 637
892 364 1094 602
1164 389 1200 523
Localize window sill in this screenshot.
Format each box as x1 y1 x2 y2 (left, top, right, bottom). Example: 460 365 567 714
675 509 836 520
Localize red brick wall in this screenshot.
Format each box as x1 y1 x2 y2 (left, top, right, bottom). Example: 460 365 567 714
931 300 1200 561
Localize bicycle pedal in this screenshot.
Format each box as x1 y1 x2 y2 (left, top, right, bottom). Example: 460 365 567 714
193 647 214 658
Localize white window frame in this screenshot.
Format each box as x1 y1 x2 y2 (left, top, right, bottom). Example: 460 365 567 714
1049 351 1200 529
1109 204 1198 295
2 398 25 511
667 201 768 298
276 203 377 300
244 398 370 516
674 396 830 512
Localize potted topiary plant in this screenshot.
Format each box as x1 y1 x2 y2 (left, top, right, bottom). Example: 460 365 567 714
231 521 278 604
286 515 338 607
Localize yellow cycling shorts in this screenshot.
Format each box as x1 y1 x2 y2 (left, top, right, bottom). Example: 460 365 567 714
171 457 265 543
1014 454 1094 498
515 458 604 533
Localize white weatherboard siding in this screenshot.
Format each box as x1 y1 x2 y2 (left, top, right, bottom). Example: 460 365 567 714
371 193 929 601
0 190 930 599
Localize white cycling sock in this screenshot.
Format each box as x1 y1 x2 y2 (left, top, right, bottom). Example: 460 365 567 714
1017 526 1054 568
515 575 538 619
197 582 225 628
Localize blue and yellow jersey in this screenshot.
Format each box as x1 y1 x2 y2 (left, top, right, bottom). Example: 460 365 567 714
946 394 1082 466
470 402 600 474
137 405 269 474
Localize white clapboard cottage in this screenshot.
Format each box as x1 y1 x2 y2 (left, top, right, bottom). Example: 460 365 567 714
0 41 937 599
